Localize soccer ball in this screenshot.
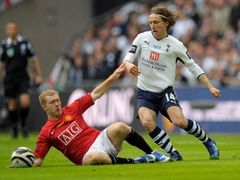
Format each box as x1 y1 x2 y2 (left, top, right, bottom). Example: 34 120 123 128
11 147 35 168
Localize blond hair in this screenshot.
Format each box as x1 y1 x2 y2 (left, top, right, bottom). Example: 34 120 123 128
39 89 59 106
150 6 176 31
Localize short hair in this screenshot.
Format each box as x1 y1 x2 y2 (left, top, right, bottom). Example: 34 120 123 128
39 89 59 106
6 21 17 28
150 6 176 30
7 20 17 25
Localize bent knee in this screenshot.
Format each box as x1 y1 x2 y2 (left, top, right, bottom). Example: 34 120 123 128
82 153 98 165
115 122 130 130
112 122 131 134
140 119 156 132
138 109 157 132
20 94 30 108
82 151 111 165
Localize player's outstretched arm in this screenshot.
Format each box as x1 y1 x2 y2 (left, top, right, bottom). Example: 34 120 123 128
0 62 4 75
91 63 126 101
33 158 43 167
198 74 221 97
32 58 43 86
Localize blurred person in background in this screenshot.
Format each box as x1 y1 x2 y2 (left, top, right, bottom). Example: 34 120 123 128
0 21 42 138
66 38 87 88
228 0 240 33
233 19 240 51
104 37 122 77
124 6 220 161
220 48 240 86
171 9 196 44
81 25 96 56
210 0 231 34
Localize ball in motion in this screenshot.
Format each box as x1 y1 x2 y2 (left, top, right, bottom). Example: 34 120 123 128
11 147 35 168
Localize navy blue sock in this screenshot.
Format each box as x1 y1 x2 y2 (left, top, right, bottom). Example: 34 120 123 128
8 110 18 137
20 107 29 130
185 119 209 143
149 126 176 153
125 128 153 154
108 154 134 164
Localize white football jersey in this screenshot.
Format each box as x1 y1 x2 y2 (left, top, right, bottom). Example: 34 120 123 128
124 31 204 92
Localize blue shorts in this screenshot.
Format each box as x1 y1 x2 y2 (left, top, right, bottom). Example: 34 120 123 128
136 87 181 121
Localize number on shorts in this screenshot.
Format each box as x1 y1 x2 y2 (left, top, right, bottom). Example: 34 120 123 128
165 93 176 102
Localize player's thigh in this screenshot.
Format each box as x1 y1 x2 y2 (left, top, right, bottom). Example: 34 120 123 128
167 106 188 128
82 151 111 165
138 107 157 131
106 122 131 150
3 84 17 110
19 93 30 108
7 98 17 110
86 129 119 158
19 78 30 107
138 107 157 122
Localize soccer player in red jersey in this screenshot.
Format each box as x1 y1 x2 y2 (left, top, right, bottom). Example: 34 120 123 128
33 64 169 166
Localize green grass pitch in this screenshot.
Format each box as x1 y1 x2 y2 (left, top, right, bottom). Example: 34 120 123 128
0 132 239 180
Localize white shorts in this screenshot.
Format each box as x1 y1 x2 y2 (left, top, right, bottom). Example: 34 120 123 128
83 129 119 159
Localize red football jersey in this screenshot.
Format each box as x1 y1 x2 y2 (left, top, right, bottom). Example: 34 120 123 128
34 93 100 165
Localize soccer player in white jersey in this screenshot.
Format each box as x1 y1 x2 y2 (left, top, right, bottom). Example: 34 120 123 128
124 6 220 161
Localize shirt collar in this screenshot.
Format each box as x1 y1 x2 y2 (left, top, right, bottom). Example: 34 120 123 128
6 35 23 45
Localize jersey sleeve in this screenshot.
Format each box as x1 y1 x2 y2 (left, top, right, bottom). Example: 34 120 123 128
123 33 142 63
34 128 51 159
26 40 37 59
67 93 94 114
175 42 204 78
0 43 4 62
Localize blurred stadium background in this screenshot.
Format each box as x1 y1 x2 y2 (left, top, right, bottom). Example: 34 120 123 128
0 0 240 134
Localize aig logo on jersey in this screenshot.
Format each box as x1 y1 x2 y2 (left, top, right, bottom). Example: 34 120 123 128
149 51 160 61
58 122 82 145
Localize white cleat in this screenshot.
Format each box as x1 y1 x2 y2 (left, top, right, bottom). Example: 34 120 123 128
151 150 170 163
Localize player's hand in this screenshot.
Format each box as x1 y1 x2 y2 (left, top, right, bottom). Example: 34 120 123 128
34 75 42 87
125 62 140 77
209 86 221 97
6 165 13 168
111 63 126 80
